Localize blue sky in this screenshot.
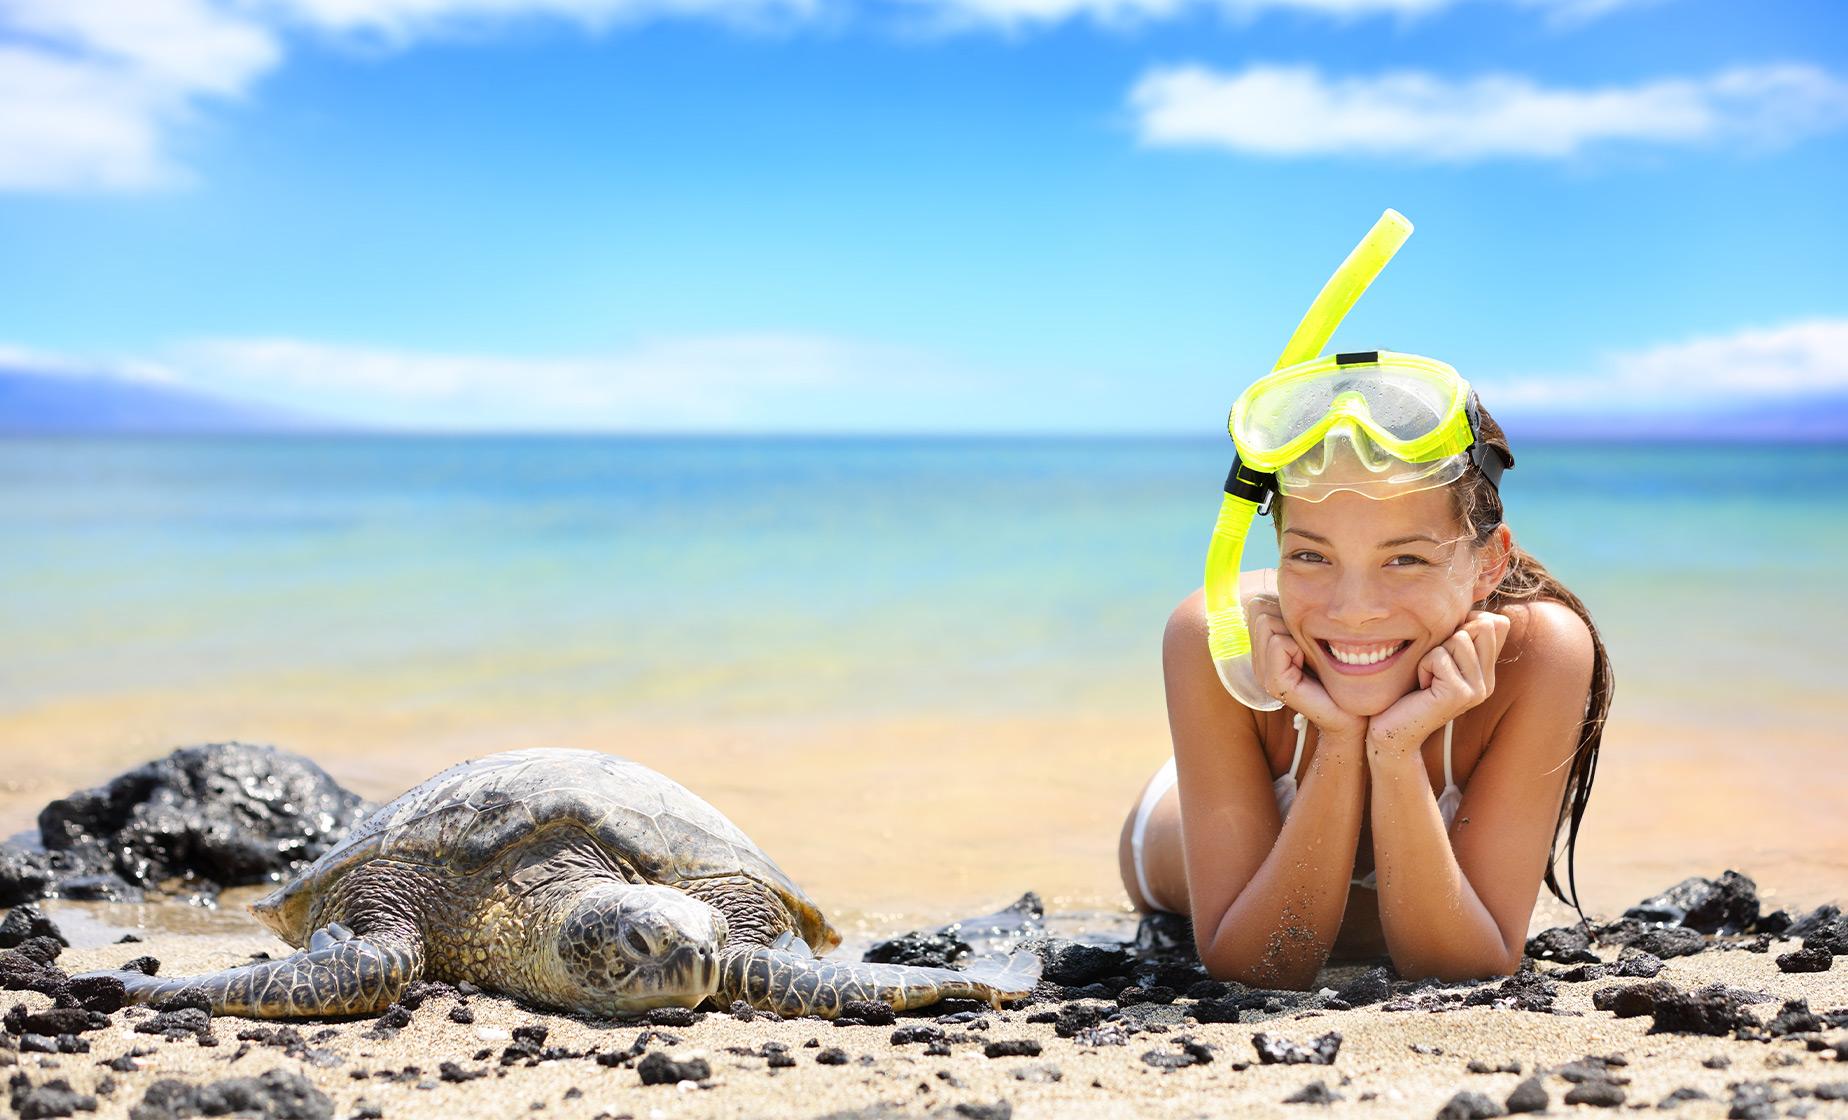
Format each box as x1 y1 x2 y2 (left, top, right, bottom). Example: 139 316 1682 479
1 0 1845 432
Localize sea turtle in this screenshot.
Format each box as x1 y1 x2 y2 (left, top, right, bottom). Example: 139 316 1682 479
87 749 1039 1019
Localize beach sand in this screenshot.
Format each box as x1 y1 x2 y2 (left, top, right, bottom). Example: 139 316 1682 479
8 915 1848 1120
3 698 1845 926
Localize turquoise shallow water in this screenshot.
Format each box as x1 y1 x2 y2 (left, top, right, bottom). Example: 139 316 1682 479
2 436 1845 727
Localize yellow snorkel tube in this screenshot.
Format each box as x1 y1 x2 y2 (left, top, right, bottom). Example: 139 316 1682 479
1204 209 1415 709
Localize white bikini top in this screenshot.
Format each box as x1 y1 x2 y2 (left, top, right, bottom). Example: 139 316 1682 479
1273 712 1461 890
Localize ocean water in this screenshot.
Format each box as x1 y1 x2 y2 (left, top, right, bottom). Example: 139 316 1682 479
3 436 1846 924
2 436 1844 729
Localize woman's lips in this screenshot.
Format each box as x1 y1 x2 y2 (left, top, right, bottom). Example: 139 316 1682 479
1317 638 1411 676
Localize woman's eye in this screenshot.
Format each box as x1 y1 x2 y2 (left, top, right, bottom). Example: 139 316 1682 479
1387 554 1429 567
1286 550 1326 564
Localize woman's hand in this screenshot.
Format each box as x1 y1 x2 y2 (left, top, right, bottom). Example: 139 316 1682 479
1248 595 1367 742
1367 610 1511 757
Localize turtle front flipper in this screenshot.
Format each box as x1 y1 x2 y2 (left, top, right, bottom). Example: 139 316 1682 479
81 925 424 1019
718 945 1040 1018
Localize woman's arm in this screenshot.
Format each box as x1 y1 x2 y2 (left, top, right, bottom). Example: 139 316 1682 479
1368 602 1595 979
1163 591 1368 990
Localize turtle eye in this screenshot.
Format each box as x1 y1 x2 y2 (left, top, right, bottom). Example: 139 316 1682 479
623 927 652 957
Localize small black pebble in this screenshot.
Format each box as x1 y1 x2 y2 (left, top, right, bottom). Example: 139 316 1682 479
815 1047 850 1065
982 1039 1041 1058
1282 1079 1341 1105
1777 947 1833 973
1563 1080 1626 1107
1434 1089 1505 1119
448 1005 474 1025
1505 1076 1548 1113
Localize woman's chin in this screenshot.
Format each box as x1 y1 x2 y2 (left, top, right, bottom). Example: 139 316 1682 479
1321 676 1408 719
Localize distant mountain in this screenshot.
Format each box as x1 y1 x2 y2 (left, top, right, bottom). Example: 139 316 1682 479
0 366 337 434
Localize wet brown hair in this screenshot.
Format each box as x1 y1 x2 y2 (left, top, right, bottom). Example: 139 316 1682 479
1451 401 1613 917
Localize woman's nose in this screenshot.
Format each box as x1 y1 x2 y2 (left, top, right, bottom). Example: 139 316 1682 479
1326 572 1390 629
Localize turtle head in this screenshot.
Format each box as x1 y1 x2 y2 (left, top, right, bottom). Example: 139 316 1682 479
554 883 725 1015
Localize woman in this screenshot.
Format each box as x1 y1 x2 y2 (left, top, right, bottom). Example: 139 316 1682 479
1117 358 1611 990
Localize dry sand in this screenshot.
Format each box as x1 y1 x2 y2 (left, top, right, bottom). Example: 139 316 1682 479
9 920 1848 1120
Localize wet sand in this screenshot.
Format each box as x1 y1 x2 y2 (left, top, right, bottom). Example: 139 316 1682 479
10 921 1848 1120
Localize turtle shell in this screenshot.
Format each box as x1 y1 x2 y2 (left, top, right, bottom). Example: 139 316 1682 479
255 749 835 952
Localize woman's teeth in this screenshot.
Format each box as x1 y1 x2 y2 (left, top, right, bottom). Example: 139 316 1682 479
1325 640 1408 666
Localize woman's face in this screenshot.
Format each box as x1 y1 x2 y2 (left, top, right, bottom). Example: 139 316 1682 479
1275 484 1498 718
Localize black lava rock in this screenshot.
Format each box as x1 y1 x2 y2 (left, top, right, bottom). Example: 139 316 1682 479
58 974 126 1014
135 1007 210 1039
1764 998 1823 1036
1252 1031 1341 1065
437 1061 485 1083
1283 1079 1341 1105
12 1077 97 1119
1788 904 1842 938
0 905 67 949
1435 1089 1506 1119
1525 924 1598 964
635 1051 710 1084
1333 965 1394 1008
1628 926 1707 959
835 1000 895 1026
1608 949 1665 977
1462 966 1556 1013
19 1008 108 1036
1802 918 1848 957
29 744 371 905
1622 871 1760 934
0 846 54 908
1562 1080 1625 1107
814 1047 850 1065
861 930 970 970
1186 996 1242 1024
1657 1086 1709 1108
1593 979 1679 1018
1466 1059 1521 1074
1777 947 1833 973
1504 1076 1548 1113
1140 1036 1213 1071
1033 939 1128 987
129 1069 332 1120
1726 1082 1779 1120
982 1040 1040 1058
1648 983 1757 1036
644 1007 699 1027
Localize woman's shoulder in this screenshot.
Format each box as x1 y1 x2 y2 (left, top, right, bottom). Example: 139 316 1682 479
1496 599 1596 699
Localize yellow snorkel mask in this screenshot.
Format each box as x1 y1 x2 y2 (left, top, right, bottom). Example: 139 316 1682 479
1205 210 1510 709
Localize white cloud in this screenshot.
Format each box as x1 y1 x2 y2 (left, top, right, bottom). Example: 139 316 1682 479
899 0 1656 32
1129 62 1848 162
1490 318 1848 409
0 0 279 190
257 0 820 41
171 333 974 428
0 342 182 384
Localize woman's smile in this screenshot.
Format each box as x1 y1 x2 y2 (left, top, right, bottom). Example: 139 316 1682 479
1317 637 1412 675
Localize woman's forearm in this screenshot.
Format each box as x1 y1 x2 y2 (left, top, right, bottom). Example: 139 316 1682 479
1366 749 1517 979
1197 731 1367 990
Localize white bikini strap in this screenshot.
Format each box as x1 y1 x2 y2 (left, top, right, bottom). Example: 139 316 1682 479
1442 719 1455 788
1289 712 1309 782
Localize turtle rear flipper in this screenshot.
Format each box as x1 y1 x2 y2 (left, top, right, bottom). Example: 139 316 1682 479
719 946 1040 1018
82 926 424 1019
